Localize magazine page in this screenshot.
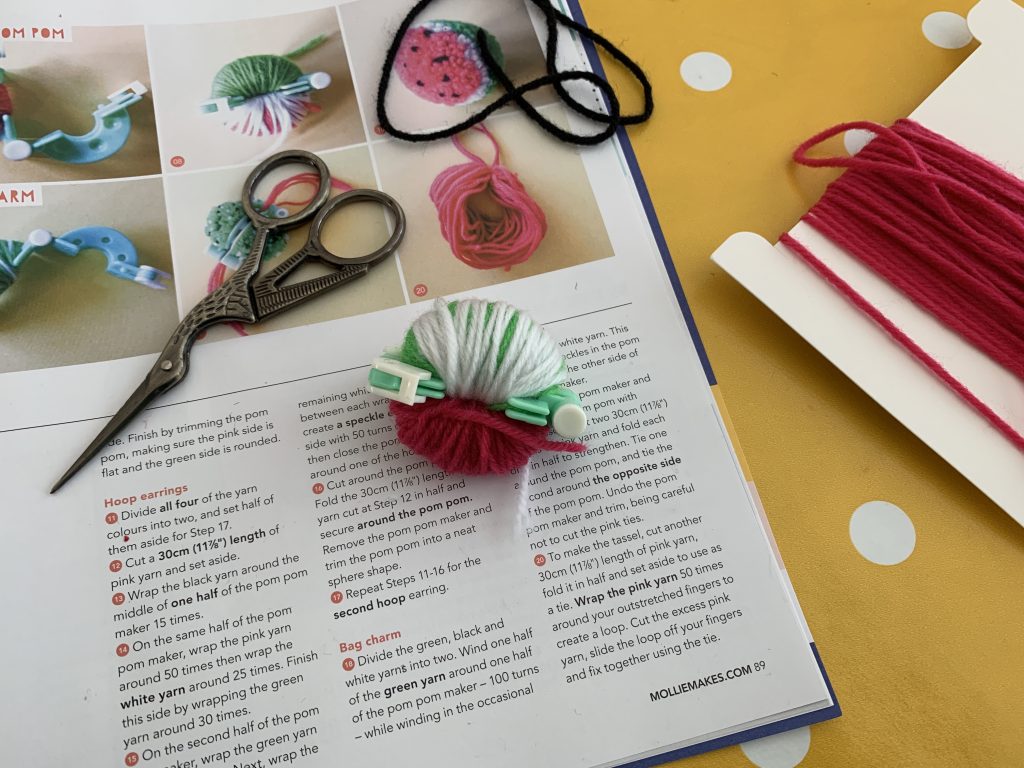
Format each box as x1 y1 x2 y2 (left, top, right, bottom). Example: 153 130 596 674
0 2 836 766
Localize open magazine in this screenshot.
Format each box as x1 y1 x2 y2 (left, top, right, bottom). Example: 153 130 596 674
0 1 839 766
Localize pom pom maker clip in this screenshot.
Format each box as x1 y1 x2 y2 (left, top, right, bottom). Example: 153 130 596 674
0 226 170 295
502 389 587 440
367 358 587 439
1 75 148 164
368 358 446 405
198 72 332 116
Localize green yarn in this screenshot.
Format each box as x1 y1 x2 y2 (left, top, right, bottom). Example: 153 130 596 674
396 328 439 376
443 20 504 73
210 36 328 100
0 240 21 293
283 34 327 60
205 202 286 260
490 304 518 368
210 55 303 101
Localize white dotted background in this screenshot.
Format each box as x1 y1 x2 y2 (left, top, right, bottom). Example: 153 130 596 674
680 51 732 92
665 5 977 766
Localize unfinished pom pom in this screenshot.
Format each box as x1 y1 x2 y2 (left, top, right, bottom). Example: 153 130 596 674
368 299 586 475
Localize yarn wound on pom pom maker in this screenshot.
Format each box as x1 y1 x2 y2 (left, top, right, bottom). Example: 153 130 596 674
377 0 653 146
0 67 149 164
205 170 354 336
199 36 332 161
0 226 169 299
430 124 546 271
368 299 587 475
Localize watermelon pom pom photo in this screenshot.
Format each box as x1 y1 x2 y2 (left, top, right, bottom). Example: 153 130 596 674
394 20 504 106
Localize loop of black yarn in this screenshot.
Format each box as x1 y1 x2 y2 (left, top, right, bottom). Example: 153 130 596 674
376 0 654 146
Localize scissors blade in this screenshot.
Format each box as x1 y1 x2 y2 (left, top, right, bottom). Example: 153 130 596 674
50 361 183 493
51 226 269 492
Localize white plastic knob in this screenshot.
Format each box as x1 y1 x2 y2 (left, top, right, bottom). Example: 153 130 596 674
27 229 53 247
552 403 587 440
3 139 32 161
308 72 332 90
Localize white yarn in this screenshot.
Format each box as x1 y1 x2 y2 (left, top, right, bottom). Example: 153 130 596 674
411 298 566 403
514 462 533 536
221 94 304 164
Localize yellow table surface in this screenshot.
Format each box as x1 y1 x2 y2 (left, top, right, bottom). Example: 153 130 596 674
580 0 1024 765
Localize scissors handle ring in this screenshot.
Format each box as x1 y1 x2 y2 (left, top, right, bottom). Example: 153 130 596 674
308 189 407 267
242 149 331 230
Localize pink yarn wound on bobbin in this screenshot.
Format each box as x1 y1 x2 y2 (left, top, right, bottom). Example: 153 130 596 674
783 118 1024 452
390 397 584 475
430 124 547 271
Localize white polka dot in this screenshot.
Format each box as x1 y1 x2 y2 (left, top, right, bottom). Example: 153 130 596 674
680 52 732 92
849 501 916 565
844 129 876 156
740 726 811 768
922 11 973 49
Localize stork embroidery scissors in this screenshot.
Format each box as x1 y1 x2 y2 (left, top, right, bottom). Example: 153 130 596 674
51 149 405 492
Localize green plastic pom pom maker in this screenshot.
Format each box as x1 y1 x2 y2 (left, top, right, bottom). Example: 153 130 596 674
367 358 588 440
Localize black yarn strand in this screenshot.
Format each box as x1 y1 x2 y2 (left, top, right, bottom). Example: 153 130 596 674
375 0 653 146
529 0 651 126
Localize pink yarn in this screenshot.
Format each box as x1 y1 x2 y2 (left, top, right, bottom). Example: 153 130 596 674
207 172 354 337
390 397 584 475
223 95 320 138
263 171 351 208
429 124 546 271
784 119 1024 451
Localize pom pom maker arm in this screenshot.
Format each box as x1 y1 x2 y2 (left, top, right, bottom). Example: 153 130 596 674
198 72 332 116
1 77 148 164
367 358 587 439
502 388 587 440
0 226 170 295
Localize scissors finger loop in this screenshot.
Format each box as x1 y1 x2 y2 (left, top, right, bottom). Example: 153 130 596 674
242 149 331 230
307 189 406 267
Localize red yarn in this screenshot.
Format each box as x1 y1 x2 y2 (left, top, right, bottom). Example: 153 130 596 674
390 397 585 475
785 119 1024 451
781 234 1024 452
429 124 547 271
0 84 12 117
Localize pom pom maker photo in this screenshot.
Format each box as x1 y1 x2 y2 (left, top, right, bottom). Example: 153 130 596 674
0 225 170 296
0 71 148 164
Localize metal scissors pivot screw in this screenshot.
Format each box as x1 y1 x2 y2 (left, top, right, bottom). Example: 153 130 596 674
52 149 405 492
